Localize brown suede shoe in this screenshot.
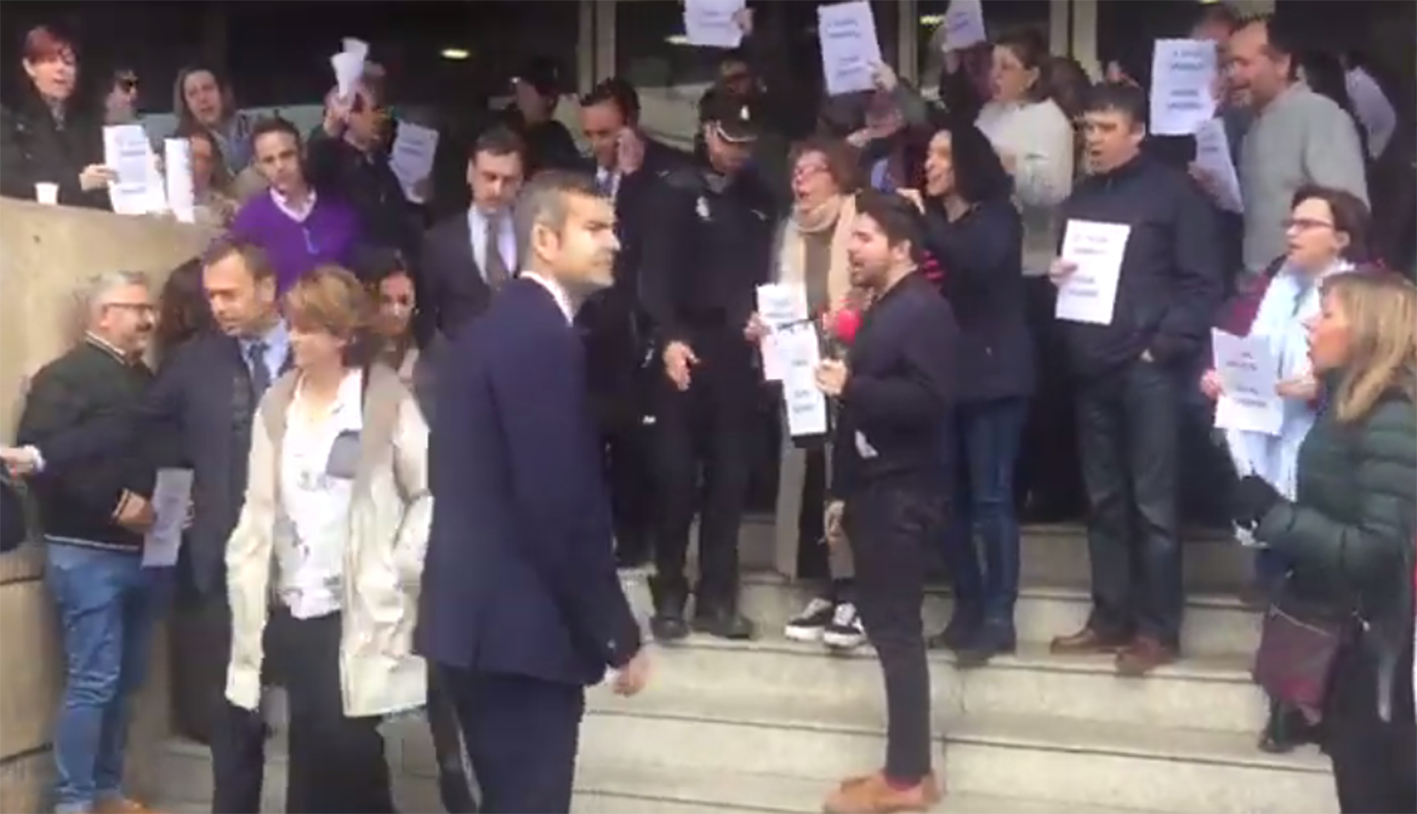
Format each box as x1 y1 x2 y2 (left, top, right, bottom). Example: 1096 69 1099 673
1115 636 1178 677
822 771 942 813
95 798 159 814
1049 626 1132 655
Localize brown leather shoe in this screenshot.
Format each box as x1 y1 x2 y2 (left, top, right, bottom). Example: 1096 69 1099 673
95 798 158 814
1115 636 1178 677
1049 626 1132 655
822 771 942 813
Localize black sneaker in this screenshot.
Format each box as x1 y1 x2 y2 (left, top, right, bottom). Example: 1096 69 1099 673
784 597 835 643
821 602 866 650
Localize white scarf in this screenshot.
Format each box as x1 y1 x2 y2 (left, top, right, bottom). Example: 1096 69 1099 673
1224 259 1354 500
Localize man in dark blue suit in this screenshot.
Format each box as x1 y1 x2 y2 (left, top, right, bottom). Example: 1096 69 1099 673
416 170 650 814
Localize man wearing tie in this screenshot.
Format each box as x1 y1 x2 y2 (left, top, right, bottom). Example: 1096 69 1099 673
417 125 526 343
576 78 690 567
417 171 650 814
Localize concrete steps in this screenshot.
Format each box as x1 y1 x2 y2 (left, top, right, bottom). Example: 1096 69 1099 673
730 518 1253 596
154 522 1321 813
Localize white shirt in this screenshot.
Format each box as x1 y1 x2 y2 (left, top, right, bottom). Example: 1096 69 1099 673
275 369 363 619
522 272 575 324
596 167 621 201
271 188 318 223
467 206 518 281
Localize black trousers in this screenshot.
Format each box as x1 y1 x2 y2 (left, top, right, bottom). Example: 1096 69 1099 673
1016 278 1084 518
270 610 394 814
845 483 943 782
1074 359 1184 648
653 331 756 607
427 667 478 813
169 575 268 814
443 669 585 814
1327 636 1417 813
605 418 654 560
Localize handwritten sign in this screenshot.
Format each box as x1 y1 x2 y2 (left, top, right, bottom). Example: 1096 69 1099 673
1193 118 1244 213
1055 220 1130 326
755 283 809 381
684 0 746 48
1212 329 1283 436
939 0 987 52
818 1 882 96
1149 39 1219 135
779 322 829 437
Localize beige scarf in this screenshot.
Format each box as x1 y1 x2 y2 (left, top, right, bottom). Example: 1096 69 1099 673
776 193 858 313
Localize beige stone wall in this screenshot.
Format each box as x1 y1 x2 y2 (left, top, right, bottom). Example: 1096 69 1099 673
0 200 215 810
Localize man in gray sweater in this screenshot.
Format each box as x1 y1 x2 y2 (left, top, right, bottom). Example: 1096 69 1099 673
1227 15 1369 273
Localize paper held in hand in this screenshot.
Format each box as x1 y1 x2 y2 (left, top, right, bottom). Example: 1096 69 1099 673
683 0 746 49
1054 220 1130 326
1211 329 1284 436
779 322 830 438
1149 39 1219 136
818 0 882 96
755 283 809 382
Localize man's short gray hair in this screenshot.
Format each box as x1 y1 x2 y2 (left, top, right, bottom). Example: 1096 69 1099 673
513 170 606 261
84 270 150 318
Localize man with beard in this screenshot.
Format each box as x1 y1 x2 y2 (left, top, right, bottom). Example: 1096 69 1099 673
813 191 956 813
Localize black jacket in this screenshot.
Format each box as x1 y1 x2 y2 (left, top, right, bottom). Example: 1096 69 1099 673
305 127 422 262
0 83 107 209
28 331 285 593
640 161 779 345
831 274 958 498
576 139 691 429
922 195 1035 402
1057 154 1224 379
17 340 157 552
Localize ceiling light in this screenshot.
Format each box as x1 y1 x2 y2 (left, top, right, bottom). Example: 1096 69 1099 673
664 34 691 46
440 48 470 60
920 14 944 27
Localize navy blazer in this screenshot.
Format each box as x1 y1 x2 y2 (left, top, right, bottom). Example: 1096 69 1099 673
416 278 642 687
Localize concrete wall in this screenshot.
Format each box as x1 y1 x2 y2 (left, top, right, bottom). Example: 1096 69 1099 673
0 200 215 812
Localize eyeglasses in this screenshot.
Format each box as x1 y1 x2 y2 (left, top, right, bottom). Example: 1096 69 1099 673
1283 218 1334 232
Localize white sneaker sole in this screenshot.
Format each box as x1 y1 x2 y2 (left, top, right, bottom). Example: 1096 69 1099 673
785 625 825 643
822 630 866 649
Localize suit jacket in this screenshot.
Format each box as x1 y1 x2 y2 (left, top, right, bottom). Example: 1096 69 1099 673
418 212 497 343
415 278 641 686
577 139 691 428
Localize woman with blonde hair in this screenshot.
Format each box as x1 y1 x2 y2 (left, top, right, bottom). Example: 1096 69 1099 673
1231 270 1416 813
224 265 431 813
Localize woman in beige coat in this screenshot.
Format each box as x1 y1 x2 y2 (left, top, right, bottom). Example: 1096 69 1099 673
225 266 431 813
746 138 869 650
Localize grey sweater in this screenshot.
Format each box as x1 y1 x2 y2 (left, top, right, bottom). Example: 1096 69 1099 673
1239 84 1369 273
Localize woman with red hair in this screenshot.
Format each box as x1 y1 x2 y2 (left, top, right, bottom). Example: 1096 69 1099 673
0 25 113 208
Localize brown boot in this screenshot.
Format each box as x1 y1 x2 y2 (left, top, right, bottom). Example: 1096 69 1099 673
822 771 942 813
1115 636 1177 677
1049 626 1132 655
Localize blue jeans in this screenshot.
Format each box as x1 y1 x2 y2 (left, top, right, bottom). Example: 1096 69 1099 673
942 398 1030 622
45 542 161 813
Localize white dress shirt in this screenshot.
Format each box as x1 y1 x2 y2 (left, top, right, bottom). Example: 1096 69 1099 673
596 167 621 201
271 188 318 223
467 206 518 281
522 272 575 324
275 369 363 619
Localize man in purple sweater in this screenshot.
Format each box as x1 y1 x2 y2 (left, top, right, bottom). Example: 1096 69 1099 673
231 117 362 292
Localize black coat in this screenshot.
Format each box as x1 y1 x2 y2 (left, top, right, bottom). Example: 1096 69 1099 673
921 196 1035 403
0 83 107 209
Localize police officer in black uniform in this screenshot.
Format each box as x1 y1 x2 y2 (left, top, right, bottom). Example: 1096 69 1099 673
641 93 779 641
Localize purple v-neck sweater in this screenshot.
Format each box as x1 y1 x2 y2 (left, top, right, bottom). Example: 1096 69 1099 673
230 192 361 292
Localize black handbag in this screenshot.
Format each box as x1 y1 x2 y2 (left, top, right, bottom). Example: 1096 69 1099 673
1251 602 1344 724
1 474 29 554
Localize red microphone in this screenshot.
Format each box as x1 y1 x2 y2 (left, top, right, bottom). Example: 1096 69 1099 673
832 307 862 346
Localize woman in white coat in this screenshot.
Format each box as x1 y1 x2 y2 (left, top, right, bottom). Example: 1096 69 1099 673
225 265 432 813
